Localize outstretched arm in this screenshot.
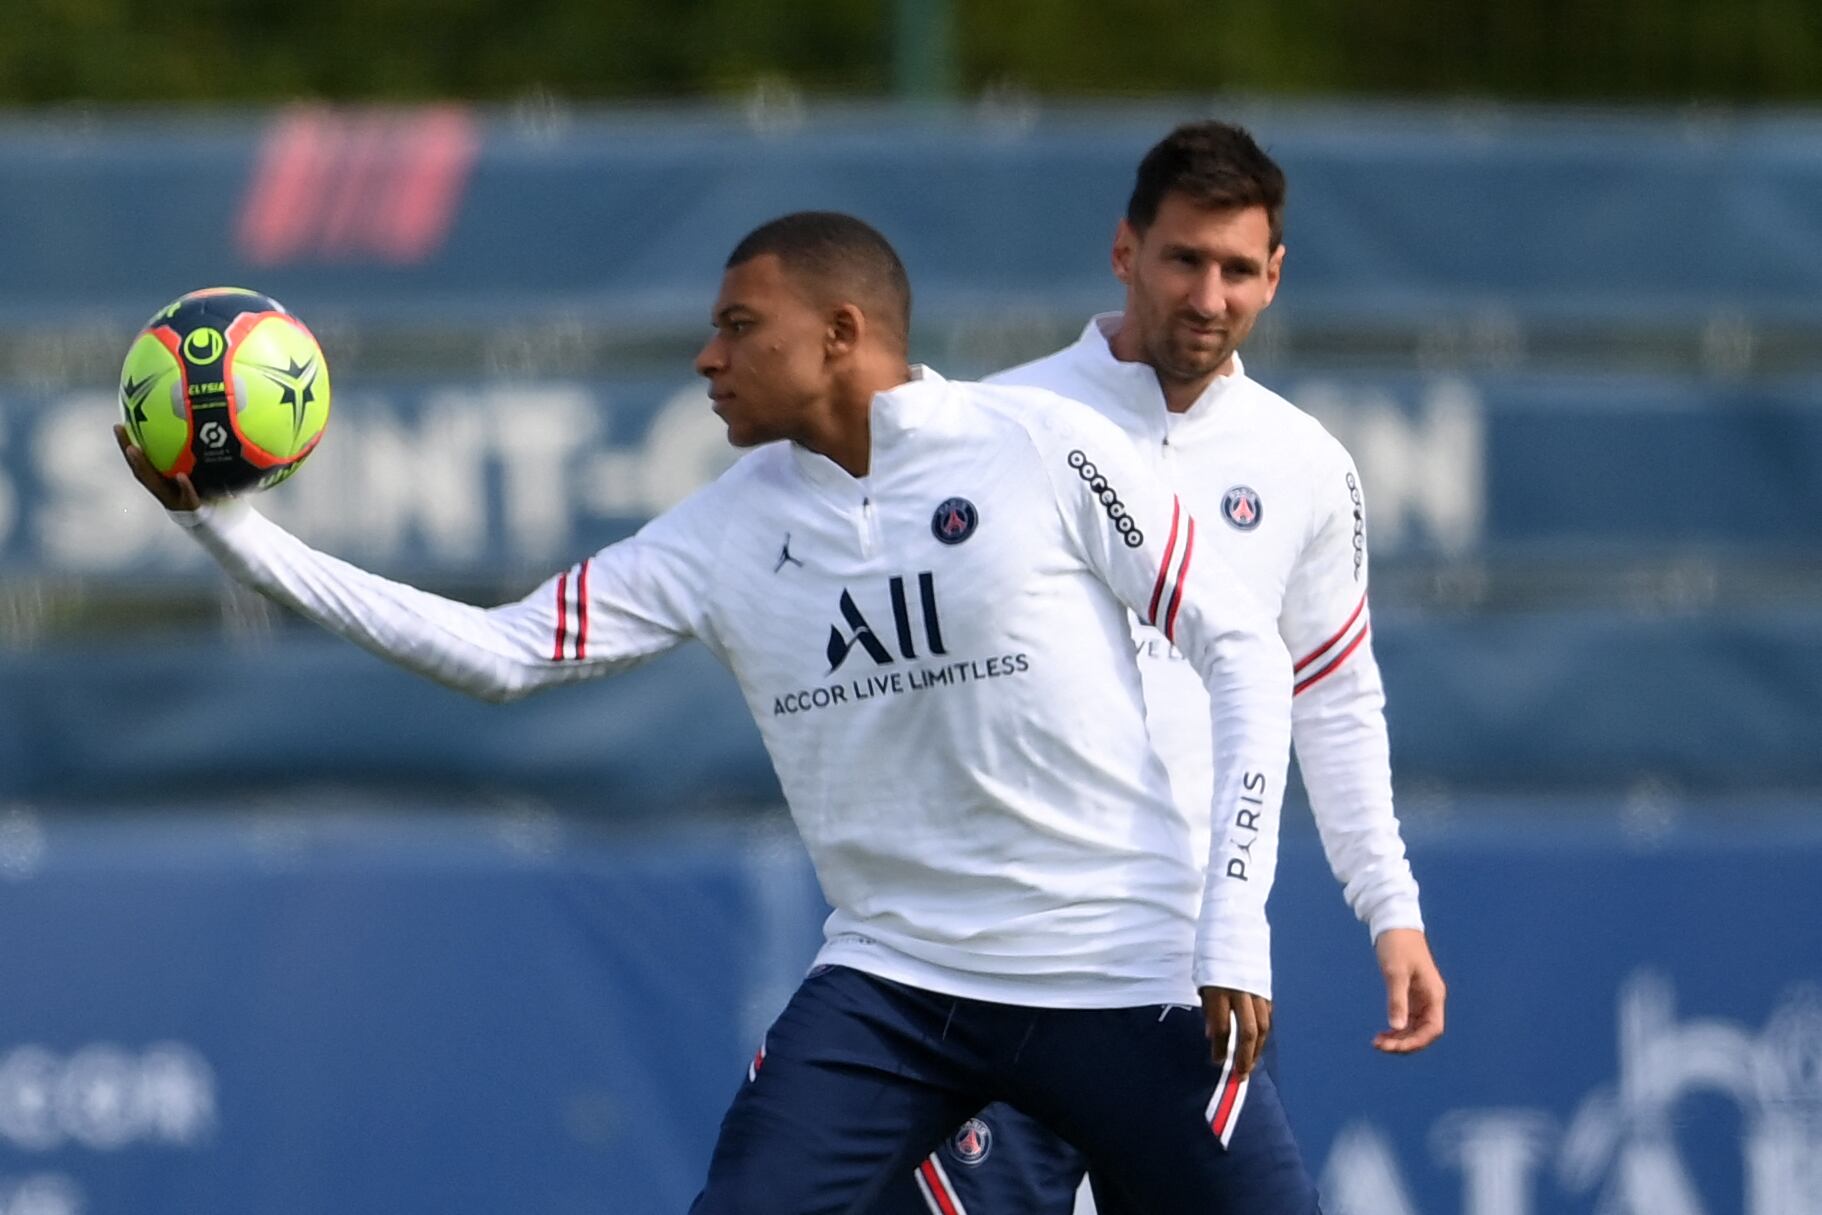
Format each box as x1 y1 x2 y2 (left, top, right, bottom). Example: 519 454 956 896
119 425 717 702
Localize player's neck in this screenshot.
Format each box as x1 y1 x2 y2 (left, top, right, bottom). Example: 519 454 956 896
1108 318 1235 413
806 416 872 479
1158 362 1231 414
803 358 911 479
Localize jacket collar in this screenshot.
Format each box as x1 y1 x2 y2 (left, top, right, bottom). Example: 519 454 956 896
1068 313 1247 426
788 365 944 496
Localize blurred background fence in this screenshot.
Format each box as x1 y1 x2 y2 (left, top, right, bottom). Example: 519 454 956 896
1 24 1821 1215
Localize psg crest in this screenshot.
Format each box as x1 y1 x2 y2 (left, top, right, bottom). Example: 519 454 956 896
1221 485 1263 531
946 1117 993 1165
931 497 980 545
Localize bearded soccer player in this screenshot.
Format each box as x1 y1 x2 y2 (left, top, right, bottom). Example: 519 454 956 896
119 210 1311 1213
894 123 1448 1215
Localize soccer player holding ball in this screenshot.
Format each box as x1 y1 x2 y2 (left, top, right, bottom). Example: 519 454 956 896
894 122 1449 1215
119 212 1312 1212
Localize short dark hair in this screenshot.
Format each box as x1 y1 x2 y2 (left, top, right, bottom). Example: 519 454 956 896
726 211 913 351
1126 121 1287 250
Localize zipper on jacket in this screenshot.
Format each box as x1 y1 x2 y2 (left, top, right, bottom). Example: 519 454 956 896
857 496 878 557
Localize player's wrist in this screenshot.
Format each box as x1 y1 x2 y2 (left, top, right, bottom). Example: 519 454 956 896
1193 956 1273 1001
169 496 253 532
1365 897 1426 942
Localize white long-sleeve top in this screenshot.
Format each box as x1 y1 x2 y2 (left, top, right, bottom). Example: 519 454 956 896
991 317 1426 995
176 367 1292 1006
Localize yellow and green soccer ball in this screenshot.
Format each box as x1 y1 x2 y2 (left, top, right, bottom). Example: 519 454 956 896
119 287 331 498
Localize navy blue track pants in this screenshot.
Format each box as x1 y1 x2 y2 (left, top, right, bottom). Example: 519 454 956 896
690 965 1320 1215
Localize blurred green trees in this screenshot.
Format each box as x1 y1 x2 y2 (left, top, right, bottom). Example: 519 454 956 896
2 0 1818 103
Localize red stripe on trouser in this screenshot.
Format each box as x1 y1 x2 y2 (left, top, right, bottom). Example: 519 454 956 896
1147 497 1182 624
1209 1069 1243 1137
552 571 569 660
918 1158 962 1215
1295 591 1368 673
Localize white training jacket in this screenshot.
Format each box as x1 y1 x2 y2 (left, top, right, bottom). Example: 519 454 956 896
175 367 1292 1006
992 316 1425 993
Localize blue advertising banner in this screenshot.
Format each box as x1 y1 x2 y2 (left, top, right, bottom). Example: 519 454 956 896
3 105 1822 332
5 370 1822 580
7 371 1822 802
0 813 817 1215
5 610 1822 807
0 376 732 582
1272 823 1822 1215
0 811 1813 1215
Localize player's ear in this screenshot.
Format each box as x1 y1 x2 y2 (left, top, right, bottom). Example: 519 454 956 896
1263 243 1286 307
826 302 864 358
1112 219 1139 285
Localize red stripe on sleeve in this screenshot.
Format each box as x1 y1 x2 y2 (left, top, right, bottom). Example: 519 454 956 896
575 561 590 660
1148 497 1182 625
552 571 569 661
1295 622 1371 695
1294 591 1368 674
1163 518 1196 644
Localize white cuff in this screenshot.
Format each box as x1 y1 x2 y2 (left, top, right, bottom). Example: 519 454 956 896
1365 892 1427 941
168 498 254 533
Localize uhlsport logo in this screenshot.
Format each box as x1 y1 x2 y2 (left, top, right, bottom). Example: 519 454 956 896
946 1117 993 1165
930 497 979 545
1221 485 1262 531
182 327 226 365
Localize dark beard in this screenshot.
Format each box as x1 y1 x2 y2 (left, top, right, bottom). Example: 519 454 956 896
1149 328 1234 385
